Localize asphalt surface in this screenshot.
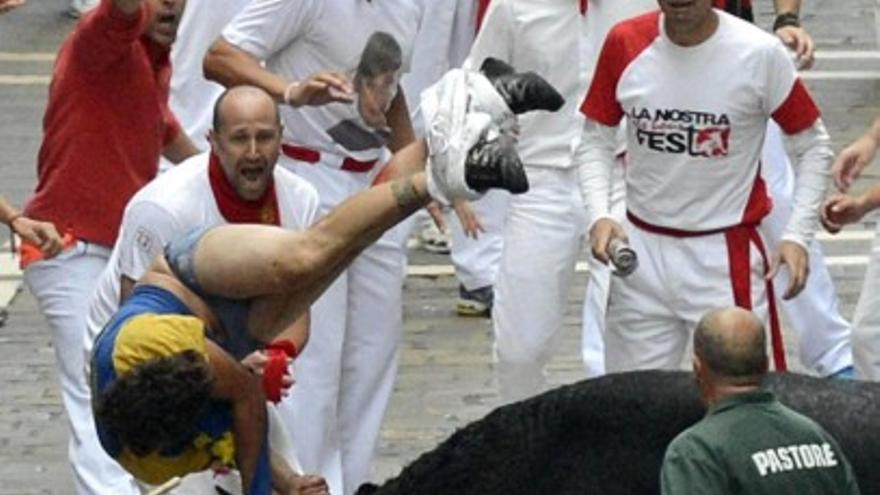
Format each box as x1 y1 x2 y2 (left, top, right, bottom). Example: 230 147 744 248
1 1 880 493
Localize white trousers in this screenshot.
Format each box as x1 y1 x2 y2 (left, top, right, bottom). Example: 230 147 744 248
581 122 853 376
279 155 407 495
756 122 853 376
581 160 627 378
449 189 508 291
491 167 587 404
605 220 771 372
852 223 880 380
23 242 140 495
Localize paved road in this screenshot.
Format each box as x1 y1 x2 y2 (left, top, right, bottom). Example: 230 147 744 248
1 1 880 493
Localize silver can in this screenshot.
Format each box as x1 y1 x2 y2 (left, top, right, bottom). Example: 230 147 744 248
608 238 638 277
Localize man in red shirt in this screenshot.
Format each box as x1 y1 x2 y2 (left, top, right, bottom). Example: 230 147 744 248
19 0 199 493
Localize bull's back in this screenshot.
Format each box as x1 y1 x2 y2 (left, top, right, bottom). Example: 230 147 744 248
360 371 879 494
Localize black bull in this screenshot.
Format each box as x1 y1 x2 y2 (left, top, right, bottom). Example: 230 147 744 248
358 371 879 494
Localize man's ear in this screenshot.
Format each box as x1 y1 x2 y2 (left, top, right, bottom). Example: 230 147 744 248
207 129 218 148
692 355 703 377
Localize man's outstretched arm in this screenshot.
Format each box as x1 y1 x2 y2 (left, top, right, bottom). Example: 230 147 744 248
204 39 353 107
206 340 268 494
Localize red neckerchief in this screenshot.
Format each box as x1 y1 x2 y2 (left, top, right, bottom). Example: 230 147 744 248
208 151 280 226
580 0 587 15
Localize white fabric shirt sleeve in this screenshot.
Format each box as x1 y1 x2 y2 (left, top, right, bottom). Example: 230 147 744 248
760 39 831 247
462 0 515 71
117 202 181 282
760 40 798 114
221 0 322 60
575 118 619 229
301 185 320 228
403 0 427 73
781 119 833 247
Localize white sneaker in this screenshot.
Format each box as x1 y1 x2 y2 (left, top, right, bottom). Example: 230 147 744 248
421 69 516 204
67 0 97 18
417 222 452 254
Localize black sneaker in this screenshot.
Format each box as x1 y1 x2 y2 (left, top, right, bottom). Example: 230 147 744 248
456 284 494 317
465 132 528 194
479 57 565 115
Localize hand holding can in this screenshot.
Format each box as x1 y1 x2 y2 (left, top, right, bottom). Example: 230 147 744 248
608 237 638 277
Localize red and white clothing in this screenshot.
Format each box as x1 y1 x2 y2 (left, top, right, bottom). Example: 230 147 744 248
21 1 182 493
467 0 656 403
83 152 318 493
86 153 318 342
24 0 181 247
578 10 832 372
222 0 422 165
581 10 827 239
221 2 423 493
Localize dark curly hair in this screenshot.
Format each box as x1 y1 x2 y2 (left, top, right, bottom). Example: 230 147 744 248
95 350 215 456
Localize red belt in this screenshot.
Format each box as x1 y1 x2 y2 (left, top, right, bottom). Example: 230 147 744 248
281 144 377 173
627 211 787 371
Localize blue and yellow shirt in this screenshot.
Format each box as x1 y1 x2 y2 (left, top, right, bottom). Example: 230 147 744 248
90 285 270 493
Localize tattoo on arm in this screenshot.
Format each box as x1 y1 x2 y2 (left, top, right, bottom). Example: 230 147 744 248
391 178 425 210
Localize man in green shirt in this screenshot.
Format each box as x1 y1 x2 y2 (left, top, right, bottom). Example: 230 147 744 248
660 307 860 494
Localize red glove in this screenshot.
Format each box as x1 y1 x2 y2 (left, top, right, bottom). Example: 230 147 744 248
267 339 298 359
262 340 298 403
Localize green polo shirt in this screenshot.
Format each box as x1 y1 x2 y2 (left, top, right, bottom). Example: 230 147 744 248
660 390 860 495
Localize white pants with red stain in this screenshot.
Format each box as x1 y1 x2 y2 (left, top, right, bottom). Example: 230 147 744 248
24 241 141 495
603 220 772 372
276 153 409 495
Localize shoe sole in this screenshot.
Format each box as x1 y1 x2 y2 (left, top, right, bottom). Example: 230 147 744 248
456 300 490 317
420 243 451 255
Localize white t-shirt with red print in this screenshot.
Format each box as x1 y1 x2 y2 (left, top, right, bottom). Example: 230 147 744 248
579 10 828 239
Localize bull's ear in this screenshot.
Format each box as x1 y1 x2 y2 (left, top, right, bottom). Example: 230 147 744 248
355 483 380 495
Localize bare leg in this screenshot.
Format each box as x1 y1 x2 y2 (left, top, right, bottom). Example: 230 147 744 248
191 141 430 340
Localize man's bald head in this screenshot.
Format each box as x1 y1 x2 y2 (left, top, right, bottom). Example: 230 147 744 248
694 307 768 385
208 85 283 201
212 85 281 132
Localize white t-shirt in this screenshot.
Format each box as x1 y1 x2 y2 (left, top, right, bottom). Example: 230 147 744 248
169 0 251 150
221 0 423 162
581 10 821 231
401 0 476 137
466 0 655 169
84 152 320 353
